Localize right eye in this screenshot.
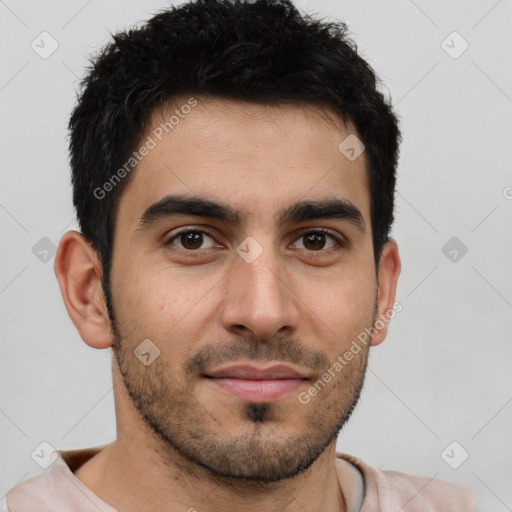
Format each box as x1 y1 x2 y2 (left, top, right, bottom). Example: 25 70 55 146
166 229 217 252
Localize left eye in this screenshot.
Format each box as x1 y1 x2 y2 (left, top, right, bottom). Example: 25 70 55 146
291 230 340 251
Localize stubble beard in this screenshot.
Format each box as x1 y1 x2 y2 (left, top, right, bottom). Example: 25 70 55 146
112 328 370 484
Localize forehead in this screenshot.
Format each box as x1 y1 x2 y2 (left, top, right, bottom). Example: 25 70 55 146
116 96 371 230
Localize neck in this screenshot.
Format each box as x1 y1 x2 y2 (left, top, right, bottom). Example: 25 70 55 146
78 438 344 512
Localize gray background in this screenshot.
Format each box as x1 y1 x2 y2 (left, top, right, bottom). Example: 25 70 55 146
1 1 511 510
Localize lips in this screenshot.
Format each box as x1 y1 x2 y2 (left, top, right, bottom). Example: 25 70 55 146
204 364 309 402
205 364 307 380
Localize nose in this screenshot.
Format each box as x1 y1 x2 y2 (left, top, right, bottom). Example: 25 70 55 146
220 245 299 341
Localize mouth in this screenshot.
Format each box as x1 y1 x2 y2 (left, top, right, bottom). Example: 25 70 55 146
203 363 309 402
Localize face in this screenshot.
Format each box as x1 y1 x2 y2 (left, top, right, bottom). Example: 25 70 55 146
109 97 379 482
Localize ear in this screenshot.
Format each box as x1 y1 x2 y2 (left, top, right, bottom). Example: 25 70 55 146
370 239 401 347
54 230 113 349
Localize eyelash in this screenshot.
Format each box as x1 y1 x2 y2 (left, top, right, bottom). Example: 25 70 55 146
164 228 347 257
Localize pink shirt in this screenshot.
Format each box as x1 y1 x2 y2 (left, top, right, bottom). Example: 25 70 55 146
6 448 476 511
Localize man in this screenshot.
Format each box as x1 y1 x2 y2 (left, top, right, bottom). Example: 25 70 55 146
6 0 476 510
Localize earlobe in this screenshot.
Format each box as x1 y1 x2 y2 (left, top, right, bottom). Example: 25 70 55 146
54 230 113 349
370 239 401 347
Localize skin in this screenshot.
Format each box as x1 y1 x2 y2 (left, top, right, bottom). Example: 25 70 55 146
54 97 401 512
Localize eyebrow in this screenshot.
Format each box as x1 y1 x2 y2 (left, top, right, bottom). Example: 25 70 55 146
136 194 366 233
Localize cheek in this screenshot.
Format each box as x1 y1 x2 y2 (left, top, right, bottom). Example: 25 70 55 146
110 259 217 340
299 268 375 330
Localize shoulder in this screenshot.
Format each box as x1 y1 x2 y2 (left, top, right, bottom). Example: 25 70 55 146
336 453 477 512
6 466 59 512
6 447 113 512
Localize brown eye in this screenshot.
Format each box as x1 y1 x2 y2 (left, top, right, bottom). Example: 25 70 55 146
168 230 216 251
180 231 203 250
292 230 341 252
303 232 327 250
